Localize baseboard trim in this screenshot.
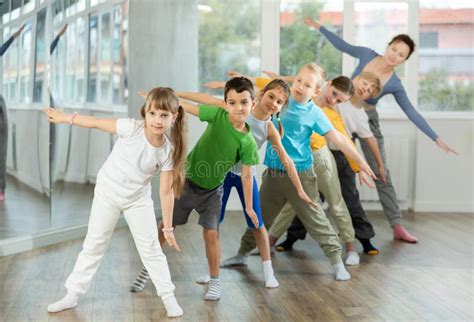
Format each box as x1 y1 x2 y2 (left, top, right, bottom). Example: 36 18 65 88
0 218 128 257
414 201 474 213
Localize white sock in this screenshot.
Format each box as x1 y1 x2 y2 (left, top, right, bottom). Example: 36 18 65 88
204 278 221 301
47 291 79 313
332 262 351 281
162 294 183 318
344 251 360 266
195 274 210 284
220 254 248 267
262 260 279 288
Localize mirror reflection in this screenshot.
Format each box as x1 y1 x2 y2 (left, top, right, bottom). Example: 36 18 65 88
0 0 50 240
49 0 128 229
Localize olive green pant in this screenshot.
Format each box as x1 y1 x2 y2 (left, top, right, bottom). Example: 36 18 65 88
269 146 355 244
237 167 342 264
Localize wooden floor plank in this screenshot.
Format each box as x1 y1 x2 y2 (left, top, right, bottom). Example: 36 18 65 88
0 211 472 321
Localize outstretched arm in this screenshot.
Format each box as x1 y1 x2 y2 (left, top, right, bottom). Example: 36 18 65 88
203 80 226 90
241 165 259 228
262 70 295 83
178 100 200 117
43 107 117 134
0 25 25 56
50 24 68 54
325 130 376 184
267 123 317 206
393 86 458 155
305 17 365 59
176 91 225 108
159 171 181 251
227 70 257 83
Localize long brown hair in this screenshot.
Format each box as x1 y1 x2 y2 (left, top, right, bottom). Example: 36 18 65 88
261 79 290 137
140 87 187 197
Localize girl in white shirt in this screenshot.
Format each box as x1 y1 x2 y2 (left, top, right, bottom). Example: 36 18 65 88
45 87 186 318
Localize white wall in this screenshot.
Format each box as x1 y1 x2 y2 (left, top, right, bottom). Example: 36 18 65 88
414 116 474 212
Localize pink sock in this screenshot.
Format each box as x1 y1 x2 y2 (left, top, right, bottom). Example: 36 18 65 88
393 224 418 243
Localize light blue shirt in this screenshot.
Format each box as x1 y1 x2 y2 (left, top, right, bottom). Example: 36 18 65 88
264 97 334 171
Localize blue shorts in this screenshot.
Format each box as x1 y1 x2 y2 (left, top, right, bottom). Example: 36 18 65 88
220 172 264 229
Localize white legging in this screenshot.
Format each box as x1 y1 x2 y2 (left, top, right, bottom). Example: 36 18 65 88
65 185 175 298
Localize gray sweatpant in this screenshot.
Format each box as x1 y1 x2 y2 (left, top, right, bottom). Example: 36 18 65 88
359 108 402 227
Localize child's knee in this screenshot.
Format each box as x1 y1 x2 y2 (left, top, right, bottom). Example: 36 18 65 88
203 229 219 242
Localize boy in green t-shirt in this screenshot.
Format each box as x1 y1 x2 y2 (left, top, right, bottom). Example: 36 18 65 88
135 77 260 301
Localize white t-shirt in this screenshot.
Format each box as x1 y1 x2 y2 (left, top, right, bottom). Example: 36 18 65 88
97 118 173 199
329 101 373 151
337 101 373 138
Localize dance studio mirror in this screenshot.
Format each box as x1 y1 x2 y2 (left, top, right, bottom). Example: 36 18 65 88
49 0 128 230
0 0 51 240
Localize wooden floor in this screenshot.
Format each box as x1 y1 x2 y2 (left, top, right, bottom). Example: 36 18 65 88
0 211 472 321
0 176 94 239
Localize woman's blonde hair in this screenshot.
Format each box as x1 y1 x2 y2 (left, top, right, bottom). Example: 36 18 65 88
301 62 327 89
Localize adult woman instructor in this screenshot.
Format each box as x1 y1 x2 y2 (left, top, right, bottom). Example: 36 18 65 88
305 17 457 243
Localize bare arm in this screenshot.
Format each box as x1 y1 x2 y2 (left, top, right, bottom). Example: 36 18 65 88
364 136 387 185
267 123 316 206
43 107 117 134
241 165 259 228
176 91 226 108
325 130 376 180
262 70 295 83
159 171 181 251
203 81 226 90
227 70 257 83
178 100 200 117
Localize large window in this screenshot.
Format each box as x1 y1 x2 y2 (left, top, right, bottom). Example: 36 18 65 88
19 20 32 103
417 1 474 111
280 1 343 79
87 13 98 102
112 3 128 104
198 0 261 91
99 12 111 103
353 2 408 111
33 8 47 102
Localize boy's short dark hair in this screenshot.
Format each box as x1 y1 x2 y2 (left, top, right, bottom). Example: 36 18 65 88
224 77 255 102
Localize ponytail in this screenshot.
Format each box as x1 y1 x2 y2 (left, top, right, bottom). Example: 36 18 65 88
272 112 284 138
171 105 187 197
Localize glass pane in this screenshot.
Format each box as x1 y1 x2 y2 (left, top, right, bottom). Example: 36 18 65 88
19 22 33 104
1 0 10 24
76 17 86 103
88 13 99 102
112 4 128 104
280 0 343 78
353 2 408 111
2 27 11 101
418 0 474 111
23 0 35 14
11 0 21 20
53 0 63 25
198 0 261 92
33 8 47 102
99 12 111 103
77 0 85 12
65 22 77 102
